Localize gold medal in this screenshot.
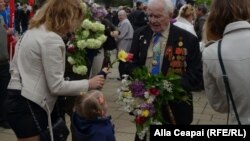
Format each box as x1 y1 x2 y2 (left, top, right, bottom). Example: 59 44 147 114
178 41 183 47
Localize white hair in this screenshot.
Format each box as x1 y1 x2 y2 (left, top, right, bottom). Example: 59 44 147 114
118 9 127 17
148 0 174 14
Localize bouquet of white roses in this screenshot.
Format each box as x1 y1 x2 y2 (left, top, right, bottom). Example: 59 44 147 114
66 2 107 76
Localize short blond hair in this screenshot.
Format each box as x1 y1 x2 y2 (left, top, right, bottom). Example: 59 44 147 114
178 4 195 19
29 0 85 36
74 90 107 119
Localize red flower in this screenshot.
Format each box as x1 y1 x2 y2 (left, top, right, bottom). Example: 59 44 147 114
149 88 160 96
125 53 134 62
67 44 76 53
135 116 147 125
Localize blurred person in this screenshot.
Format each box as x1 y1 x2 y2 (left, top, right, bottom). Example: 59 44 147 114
117 9 134 79
4 0 105 141
14 3 21 35
128 1 148 31
88 4 118 78
117 10 134 52
124 0 202 140
104 5 112 22
112 10 119 26
174 4 197 36
19 3 30 34
194 4 208 42
0 0 10 129
72 90 115 141
203 0 250 124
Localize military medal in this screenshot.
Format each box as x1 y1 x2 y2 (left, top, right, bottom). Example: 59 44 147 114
176 55 182 60
178 41 183 47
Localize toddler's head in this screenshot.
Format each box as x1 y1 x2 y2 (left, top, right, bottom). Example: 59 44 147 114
75 90 107 119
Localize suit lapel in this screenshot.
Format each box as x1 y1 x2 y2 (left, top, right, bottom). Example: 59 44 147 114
139 27 153 65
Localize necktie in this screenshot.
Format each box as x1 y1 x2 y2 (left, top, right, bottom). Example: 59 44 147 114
151 33 161 75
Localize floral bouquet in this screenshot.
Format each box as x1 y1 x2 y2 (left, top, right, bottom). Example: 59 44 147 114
66 2 107 76
117 67 190 140
108 50 133 68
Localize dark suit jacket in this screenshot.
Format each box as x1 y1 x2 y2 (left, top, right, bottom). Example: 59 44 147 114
125 24 203 124
128 10 148 31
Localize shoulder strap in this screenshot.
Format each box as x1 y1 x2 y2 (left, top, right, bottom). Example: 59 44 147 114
217 40 241 125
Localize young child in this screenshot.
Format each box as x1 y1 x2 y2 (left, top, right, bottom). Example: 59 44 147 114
71 90 116 141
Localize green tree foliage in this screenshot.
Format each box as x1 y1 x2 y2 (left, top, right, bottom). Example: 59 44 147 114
195 0 211 6
95 0 133 7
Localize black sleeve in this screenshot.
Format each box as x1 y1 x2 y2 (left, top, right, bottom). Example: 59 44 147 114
181 35 203 91
123 30 143 76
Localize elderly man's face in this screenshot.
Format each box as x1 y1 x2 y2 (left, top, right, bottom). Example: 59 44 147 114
147 3 171 33
0 0 5 12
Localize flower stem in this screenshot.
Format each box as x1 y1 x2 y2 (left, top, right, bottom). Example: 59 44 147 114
109 59 118 69
166 103 176 125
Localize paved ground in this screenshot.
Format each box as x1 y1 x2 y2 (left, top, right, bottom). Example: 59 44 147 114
0 52 227 141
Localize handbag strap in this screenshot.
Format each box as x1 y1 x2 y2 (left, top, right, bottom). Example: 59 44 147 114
26 100 43 132
217 40 241 125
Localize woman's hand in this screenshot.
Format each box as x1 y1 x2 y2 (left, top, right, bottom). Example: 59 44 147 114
88 75 105 89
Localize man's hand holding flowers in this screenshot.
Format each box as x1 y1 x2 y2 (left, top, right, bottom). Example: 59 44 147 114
95 50 133 81
109 50 134 69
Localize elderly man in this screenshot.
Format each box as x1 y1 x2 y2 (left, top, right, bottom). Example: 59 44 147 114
125 0 202 140
0 0 10 129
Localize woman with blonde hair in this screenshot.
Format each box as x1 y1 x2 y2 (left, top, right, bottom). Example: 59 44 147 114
203 0 250 124
174 4 197 36
5 0 105 140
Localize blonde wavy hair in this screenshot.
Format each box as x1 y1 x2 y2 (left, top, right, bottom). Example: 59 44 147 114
178 4 195 19
29 0 86 36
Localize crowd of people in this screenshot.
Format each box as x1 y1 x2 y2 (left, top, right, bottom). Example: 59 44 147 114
1 0 250 141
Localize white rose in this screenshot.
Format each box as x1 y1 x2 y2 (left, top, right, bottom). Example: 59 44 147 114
67 56 76 65
82 30 90 39
81 19 93 29
97 35 107 43
72 65 88 75
92 39 102 49
77 65 88 75
77 40 87 50
95 22 105 31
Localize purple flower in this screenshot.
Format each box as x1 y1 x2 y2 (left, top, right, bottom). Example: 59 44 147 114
129 80 146 97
